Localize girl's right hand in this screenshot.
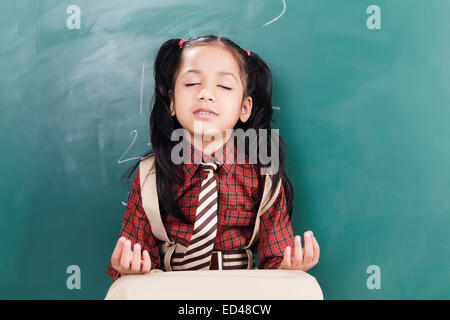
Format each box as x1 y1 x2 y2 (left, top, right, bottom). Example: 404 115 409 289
111 236 152 276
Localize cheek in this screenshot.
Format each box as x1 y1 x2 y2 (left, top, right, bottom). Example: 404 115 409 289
174 88 190 103
221 107 242 127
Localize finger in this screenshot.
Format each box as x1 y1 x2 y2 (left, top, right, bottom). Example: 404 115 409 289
141 250 151 273
282 246 292 269
120 240 132 272
303 231 314 265
111 236 126 269
293 236 303 267
312 234 320 265
131 243 142 273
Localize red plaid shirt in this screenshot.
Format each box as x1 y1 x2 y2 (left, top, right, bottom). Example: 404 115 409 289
107 136 294 281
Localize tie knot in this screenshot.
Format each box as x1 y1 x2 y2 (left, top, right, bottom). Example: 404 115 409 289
199 161 221 172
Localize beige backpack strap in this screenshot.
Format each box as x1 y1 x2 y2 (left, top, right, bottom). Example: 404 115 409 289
244 174 283 252
139 155 172 244
139 155 188 271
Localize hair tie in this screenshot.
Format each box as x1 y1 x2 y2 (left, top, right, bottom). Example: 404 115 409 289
245 49 250 56
179 39 186 47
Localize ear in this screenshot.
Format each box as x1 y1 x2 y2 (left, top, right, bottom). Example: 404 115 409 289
240 96 253 123
168 89 175 116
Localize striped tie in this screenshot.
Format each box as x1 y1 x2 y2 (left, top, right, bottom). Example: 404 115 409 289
172 160 221 270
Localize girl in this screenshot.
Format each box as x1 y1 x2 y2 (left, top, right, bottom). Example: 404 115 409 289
106 34 320 281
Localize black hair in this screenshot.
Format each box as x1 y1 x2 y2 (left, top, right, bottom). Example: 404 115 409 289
122 34 294 224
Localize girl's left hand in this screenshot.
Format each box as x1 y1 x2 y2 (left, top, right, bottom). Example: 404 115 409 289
278 231 320 271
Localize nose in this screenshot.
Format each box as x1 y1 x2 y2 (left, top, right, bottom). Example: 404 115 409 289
198 87 215 102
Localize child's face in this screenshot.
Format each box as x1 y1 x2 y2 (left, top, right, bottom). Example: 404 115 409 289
169 44 252 150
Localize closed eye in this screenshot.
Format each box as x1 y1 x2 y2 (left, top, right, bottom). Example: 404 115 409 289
185 84 231 90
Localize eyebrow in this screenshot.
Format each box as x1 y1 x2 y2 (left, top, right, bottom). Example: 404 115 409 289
182 68 237 82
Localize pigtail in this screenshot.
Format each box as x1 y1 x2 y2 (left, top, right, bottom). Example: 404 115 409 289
244 51 273 129
243 50 294 220
122 38 189 224
150 39 190 223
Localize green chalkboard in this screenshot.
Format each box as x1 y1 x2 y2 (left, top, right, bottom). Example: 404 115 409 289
1 0 450 299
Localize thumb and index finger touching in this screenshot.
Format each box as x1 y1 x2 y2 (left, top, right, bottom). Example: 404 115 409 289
111 236 152 273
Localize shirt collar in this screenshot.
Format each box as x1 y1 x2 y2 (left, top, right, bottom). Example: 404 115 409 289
181 135 236 178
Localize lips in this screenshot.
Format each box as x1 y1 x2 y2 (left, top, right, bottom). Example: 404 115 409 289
193 107 218 115
193 107 218 118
